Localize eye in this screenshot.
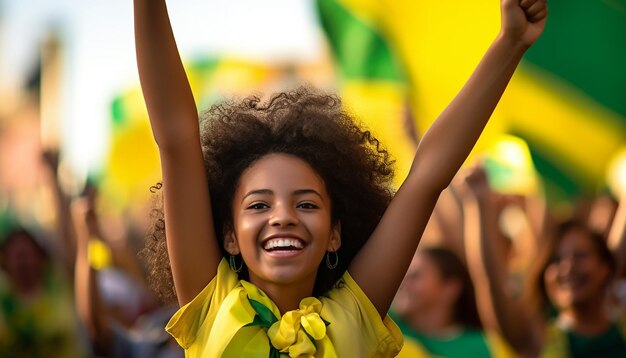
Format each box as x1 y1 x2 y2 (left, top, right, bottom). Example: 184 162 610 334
247 202 269 210
297 202 319 210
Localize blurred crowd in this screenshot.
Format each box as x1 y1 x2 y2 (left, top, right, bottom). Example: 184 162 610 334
1 0 625 356
391 165 626 357
0 87 184 356
0 164 184 357
1 59 625 358
2 108 625 358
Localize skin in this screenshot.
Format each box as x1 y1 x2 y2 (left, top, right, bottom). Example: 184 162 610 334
462 167 537 355
462 166 618 357
545 230 610 308
224 153 340 313
133 0 546 317
608 194 626 280
544 230 612 334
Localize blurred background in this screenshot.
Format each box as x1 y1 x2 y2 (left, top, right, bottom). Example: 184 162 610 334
2 0 625 225
0 0 625 357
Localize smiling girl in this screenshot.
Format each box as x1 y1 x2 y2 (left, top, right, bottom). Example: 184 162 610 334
133 0 547 356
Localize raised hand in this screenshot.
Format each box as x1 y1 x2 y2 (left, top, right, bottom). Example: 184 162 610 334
459 165 492 200
500 0 547 47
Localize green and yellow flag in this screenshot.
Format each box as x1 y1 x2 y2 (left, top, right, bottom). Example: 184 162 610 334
316 0 626 202
101 58 279 210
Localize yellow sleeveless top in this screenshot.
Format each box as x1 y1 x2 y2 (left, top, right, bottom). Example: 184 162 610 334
166 258 403 357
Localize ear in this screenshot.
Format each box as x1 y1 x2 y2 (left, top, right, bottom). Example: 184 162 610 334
327 222 342 251
223 229 241 255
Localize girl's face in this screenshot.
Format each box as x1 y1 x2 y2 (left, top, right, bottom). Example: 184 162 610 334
544 228 610 309
392 253 457 317
226 153 340 293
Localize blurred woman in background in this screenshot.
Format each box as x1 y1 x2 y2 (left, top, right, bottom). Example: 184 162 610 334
0 227 87 357
462 166 626 358
391 246 515 357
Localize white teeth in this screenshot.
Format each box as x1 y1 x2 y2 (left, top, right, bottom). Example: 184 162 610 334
264 238 304 250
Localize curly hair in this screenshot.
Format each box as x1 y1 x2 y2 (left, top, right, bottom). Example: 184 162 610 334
141 87 395 303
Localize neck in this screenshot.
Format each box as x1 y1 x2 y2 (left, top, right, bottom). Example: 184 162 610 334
405 305 460 337
559 298 610 335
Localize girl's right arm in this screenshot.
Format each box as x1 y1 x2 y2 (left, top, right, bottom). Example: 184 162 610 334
134 0 221 306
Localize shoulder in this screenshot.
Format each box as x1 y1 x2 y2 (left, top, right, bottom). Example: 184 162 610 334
166 258 239 349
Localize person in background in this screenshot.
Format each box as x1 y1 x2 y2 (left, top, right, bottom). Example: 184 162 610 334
0 226 88 357
0 148 89 357
72 191 183 358
462 165 626 358
391 246 516 358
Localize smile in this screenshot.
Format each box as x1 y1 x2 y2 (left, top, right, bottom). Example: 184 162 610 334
263 237 305 251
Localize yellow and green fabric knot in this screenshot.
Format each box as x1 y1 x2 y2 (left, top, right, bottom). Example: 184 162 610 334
242 282 331 358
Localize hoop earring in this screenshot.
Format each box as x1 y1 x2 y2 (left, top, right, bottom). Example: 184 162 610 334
229 255 243 273
326 250 338 270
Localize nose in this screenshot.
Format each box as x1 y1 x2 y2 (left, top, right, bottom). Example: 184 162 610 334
269 203 298 227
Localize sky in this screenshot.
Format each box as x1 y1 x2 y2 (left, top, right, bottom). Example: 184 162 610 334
0 0 323 175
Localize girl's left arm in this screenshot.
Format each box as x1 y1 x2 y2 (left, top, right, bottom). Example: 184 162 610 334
349 0 547 317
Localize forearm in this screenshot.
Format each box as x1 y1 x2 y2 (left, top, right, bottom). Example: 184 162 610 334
464 196 540 356
133 0 199 149
52 177 77 273
609 195 626 277
464 196 509 326
73 213 109 348
411 35 528 191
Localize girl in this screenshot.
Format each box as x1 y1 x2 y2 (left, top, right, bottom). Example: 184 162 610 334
133 0 547 356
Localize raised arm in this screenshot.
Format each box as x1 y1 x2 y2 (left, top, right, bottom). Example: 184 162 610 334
349 0 547 316
461 167 543 358
134 0 220 305
42 149 77 274
72 198 111 354
608 194 626 280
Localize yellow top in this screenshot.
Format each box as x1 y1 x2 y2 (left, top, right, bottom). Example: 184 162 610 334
166 258 403 357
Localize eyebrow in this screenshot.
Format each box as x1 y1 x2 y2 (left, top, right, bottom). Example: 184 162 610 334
241 189 324 203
